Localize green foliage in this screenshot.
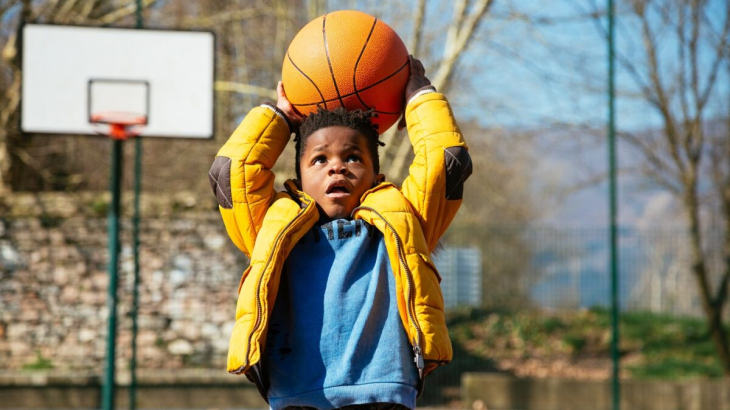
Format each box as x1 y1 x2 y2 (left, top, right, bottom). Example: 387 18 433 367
618 310 719 379
627 357 723 379
154 336 166 348
588 306 611 327
91 197 108 217
562 332 587 353
542 316 566 333
22 351 54 370
447 306 727 380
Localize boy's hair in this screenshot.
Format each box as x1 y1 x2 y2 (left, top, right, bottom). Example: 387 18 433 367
295 107 384 180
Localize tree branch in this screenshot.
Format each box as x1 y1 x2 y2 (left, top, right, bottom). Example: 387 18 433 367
180 7 260 28
94 0 162 26
408 0 426 55
380 0 428 169
214 81 276 100
389 0 493 181
634 0 687 179
676 3 691 125
0 0 20 20
432 0 493 91
619 129 683 194
696 2 730 110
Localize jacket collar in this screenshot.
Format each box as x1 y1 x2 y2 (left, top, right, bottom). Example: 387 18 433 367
284 179 312 209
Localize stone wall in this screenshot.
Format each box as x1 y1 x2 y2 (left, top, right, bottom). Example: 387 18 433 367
462 373 730 410
0 192 247 371
0 370 268 409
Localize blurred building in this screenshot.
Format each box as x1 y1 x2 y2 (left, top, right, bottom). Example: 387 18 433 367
434 247 482 309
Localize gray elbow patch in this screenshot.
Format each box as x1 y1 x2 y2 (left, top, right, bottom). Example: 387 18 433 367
444 147 472 200
209 156 233 209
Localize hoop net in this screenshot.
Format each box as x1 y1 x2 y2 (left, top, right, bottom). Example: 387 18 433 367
90 111 148 140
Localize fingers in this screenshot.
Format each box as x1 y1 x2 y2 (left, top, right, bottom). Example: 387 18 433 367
274 80 304 132
276 80 291 110
404 55 432 103
414 58 425 78
409 55 425 78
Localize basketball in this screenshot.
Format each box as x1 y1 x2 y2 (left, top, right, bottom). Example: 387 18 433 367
282 10 409 133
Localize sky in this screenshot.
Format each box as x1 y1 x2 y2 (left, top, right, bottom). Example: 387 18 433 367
451 0 728 228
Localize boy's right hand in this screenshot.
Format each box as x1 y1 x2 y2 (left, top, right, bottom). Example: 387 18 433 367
398 56 434 130
404 55 432 102
276 81 304 132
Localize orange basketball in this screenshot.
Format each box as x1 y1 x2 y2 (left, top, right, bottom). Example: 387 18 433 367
282 10 409 133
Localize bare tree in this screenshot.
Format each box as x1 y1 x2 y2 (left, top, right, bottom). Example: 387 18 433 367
379 0 494 183
587 0 730 372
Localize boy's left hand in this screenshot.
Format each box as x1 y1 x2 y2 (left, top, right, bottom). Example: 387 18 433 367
398 55 432 130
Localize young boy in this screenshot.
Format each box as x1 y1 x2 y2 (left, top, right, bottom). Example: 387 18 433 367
209 56 472 409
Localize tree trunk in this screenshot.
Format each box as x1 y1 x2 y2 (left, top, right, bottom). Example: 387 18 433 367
0 132 9 195
685 186 730 373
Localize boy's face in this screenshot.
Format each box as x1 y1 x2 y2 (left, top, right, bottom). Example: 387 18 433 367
300 126 384 221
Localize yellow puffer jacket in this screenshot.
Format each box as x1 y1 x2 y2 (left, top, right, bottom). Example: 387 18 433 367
209 92 472 394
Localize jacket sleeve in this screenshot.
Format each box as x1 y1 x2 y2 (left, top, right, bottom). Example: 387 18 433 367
208 106 292 258
400 92 473 252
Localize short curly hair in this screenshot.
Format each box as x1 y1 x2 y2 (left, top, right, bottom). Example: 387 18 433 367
295 107 384 180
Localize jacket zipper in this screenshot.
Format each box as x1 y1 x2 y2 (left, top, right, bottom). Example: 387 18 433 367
242 198 312 370
351 206 425 378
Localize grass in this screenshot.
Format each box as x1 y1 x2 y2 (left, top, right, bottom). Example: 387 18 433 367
445 306 726 380
22 351 54 370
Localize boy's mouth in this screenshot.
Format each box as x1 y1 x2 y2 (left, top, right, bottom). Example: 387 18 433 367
326 180 351 197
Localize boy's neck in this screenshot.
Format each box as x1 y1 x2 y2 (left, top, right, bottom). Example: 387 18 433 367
316 214 353 225
315 205 354 225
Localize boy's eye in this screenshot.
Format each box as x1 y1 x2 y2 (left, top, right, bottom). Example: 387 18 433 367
312 156 326 165
347 155 361 163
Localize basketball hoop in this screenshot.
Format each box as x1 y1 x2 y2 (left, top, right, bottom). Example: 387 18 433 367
90 111 148 140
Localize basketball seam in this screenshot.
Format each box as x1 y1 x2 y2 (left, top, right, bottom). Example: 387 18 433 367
291 58 409 108
323 14 344 107
287 106 401 116
287 52 328 110
352 17 379 111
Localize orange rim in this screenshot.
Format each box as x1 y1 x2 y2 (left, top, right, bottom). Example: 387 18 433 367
90 112 147 140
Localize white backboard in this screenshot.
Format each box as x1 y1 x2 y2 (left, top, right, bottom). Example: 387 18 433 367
22 24 215 139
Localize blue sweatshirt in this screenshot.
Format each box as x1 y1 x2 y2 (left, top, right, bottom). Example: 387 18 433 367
263 219 418 410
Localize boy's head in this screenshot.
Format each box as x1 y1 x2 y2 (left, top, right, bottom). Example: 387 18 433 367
295 107 385 221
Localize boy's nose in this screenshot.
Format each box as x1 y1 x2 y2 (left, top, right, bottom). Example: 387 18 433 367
328 161 347 175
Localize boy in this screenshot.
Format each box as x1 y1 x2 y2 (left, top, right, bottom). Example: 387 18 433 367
209 56 472 409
